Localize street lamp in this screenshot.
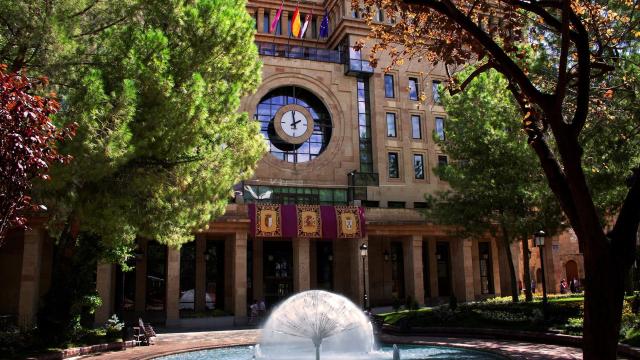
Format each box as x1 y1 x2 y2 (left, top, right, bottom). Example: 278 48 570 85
534 230 548 317
360 243 368 310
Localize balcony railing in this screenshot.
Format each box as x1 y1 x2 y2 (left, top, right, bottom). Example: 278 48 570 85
345 58 374 76
256 42 345 64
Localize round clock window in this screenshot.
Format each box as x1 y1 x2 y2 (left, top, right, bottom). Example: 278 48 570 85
255 86 332 163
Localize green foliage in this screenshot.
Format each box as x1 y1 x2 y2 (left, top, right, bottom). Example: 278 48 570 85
428 69 563 250
103 314 124 340
448 294 458 311
1 0 265 263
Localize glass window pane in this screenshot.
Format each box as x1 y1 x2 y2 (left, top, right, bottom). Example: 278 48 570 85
436 117 445 140
414 154 425 179
388 152 399 178
411 115 421 139
408 77 418 101
432 80 441 104
386 113 397 137
384 74 394 98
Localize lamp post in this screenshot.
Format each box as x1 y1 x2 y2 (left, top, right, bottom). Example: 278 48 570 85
534 230 548 318
360 243 368 310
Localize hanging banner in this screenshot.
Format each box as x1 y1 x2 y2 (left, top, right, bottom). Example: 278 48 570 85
297 205 322 238
335 206 362 238
255 204 282 237
249 204 365 239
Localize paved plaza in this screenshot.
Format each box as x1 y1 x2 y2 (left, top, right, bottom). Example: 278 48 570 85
69 329 589 360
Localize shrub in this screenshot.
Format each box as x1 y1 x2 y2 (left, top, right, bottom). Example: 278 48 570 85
103 314 124 341
449 295 458 311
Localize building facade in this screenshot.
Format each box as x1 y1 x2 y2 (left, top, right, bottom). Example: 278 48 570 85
0 0 585 328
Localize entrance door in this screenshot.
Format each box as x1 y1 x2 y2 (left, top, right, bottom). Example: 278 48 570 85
436 242 452 297
263 241 294 306
565 260 579 282
316 241 334 290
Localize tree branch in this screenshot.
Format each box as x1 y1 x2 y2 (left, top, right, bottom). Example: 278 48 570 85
405 0 552 110
68 0 100 19
568 11 591 136
554 0 571 113
449 61 494 95
609 167 640 269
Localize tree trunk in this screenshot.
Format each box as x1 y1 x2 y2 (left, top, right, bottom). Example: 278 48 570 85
522 235 533 302
500 224 519 302
582 231 626 360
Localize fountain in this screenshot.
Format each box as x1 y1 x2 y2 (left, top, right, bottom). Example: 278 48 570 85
155 290 507 360
258 290 375 360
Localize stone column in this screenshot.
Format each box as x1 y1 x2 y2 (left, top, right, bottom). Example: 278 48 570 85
233 231 248 323
543 236 561 294
166 246 180 326
293 238 311 292
134 239 147 312
403 235 425 306
18 228 44 328
491 237 502 295
471 240 481 297
95 262 115 325
350 236 369 308
253 237 264 301
452 239 475 302
195 234 206 312
257 8 265 33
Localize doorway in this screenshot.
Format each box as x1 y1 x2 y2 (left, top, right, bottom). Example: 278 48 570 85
436 242 452 297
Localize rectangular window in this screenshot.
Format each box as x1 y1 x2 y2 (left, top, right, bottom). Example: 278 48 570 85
436 117 445 140
413 154 425 179
414 202 429 209
276 17 281 35
438 155 448 167
432 80 441 104
388 152 399 178
263 13 270 33
362 200 380 208
384 74 395 98
408 77 419 101
376 9 384 22
411 115 422 139
287 17 292 36
388 201 406 208
311 16 317 38
386 113 397 137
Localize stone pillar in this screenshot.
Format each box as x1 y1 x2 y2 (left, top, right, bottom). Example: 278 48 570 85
350 236 369 308
403 235 425 306
543 236 561 294
491 237 502 295
427 238 439 298
257 8 265 33
134 239 147 312
452 239 475 302
95 262 115 325
233 231 248 323
166 246 180 326
18 228 44 327
471 240 481 297
195 234 206 312
293 238 311 292
282 11 289 36
253 237 264 301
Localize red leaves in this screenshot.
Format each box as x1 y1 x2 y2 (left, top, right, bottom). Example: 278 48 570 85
0 65 74 242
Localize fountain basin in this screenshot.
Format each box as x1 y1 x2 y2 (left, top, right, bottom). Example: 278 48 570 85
154 344 508 360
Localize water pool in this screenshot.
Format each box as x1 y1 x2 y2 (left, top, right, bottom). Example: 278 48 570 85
155 344 507 360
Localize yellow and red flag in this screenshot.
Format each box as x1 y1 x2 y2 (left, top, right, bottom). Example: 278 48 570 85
291 6 301 37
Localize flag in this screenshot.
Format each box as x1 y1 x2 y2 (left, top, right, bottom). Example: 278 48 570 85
299 12 312 38
270 1 283 34
319 10 329 38
291 6 301 37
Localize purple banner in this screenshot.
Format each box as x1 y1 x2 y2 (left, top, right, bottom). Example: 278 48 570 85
248 204 365 239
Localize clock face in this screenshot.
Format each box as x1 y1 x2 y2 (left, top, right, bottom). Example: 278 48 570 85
280 110 309 139
256 86 332 164
274 107 314 145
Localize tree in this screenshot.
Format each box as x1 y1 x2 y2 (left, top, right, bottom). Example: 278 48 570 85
355 0 640 357
1 0 265 342
426 69 564 303
0 65 74 244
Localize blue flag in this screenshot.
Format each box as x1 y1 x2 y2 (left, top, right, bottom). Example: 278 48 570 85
319 11 329 38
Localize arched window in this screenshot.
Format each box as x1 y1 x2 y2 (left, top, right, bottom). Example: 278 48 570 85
255 86 332 163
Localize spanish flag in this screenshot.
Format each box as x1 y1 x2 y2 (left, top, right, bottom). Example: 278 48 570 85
291 6 301 38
